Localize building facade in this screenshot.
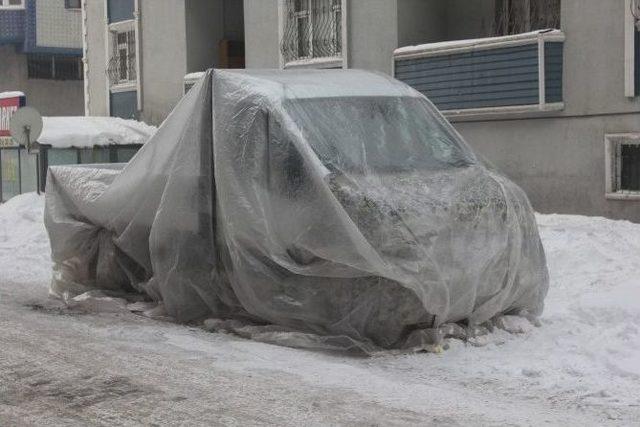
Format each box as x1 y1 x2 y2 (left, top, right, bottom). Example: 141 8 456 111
243 0 640 222
83 0 245 126
0 0 84 116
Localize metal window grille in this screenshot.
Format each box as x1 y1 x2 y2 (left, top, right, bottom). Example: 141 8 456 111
614 141 640 192
107 29 136 85
281 0 342 63
27 54 83 80
493 0 561 36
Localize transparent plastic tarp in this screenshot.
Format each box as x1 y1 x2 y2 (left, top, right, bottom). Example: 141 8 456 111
45 69 549 352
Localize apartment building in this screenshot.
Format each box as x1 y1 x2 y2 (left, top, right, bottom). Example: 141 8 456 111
243 0 640 222
83 0 244 126
0 0 84 116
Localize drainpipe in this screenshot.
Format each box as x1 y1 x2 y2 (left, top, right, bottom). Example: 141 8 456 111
81 0 90 116
134 0 143 117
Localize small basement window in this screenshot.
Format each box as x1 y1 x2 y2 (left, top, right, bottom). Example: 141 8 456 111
605 134 640 199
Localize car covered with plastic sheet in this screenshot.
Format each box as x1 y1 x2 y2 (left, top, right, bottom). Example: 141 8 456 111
44 69 549 353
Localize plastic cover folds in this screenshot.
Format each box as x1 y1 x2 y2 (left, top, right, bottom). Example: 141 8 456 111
45 69 549 352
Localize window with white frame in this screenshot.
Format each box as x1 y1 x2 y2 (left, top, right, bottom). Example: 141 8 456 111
605 134 640 199
0 0 24 9
107 25 136 86
281 0 343 64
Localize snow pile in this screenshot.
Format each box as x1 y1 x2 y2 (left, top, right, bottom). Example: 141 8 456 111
39 116 157 148
1 193 640 421
395 213 640 417
0 193 50 285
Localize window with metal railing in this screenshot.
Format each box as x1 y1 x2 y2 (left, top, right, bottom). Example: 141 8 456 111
281 0 342 64
493 0 561 36
107 28 136 86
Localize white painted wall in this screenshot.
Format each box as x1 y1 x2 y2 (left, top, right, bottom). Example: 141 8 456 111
36 0 83 49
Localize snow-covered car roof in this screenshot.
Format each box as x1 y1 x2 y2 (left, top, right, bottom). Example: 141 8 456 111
38 116 157 149
216 69 422 101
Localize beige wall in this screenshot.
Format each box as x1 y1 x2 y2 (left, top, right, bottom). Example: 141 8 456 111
0 45 84 116
84 0 108 116
36 0 83 49
139 0 188 125
243 0 280 69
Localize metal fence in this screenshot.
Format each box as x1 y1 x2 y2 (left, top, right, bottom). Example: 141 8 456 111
107 29 136 85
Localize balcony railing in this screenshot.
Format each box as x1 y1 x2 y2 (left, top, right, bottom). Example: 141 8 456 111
107 51 136 86
393 29 565 117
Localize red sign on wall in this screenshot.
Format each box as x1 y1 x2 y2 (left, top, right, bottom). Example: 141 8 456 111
0 92 26 147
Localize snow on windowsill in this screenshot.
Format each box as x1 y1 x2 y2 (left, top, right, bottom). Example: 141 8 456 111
605 192 640 201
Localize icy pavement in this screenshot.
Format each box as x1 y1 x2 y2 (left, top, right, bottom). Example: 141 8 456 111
1 194 639 426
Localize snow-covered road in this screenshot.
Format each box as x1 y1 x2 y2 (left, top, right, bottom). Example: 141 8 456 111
1 194 639 426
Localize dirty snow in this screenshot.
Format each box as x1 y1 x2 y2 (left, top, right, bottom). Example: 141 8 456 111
1 193 639 425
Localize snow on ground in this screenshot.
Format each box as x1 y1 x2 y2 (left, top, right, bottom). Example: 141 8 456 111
1 193 639 425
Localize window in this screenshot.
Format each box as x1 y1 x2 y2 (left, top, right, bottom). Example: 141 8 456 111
493 0 561 36
605 134 640 199
65 0 81 9
109 90 137 119
281 0 343 64
107 28 136 85
107 0 135 24
0 0 24 9
27 55 83 80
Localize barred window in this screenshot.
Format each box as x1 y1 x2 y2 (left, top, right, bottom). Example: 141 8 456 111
493 0 561 36
605 134 640 198
107 28 136 85
27 54 83 80
281 0 342 63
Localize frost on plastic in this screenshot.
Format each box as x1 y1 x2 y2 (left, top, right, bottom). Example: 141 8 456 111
44 69 549 352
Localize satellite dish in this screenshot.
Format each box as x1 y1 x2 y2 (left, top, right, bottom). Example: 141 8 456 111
10 107 43 152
